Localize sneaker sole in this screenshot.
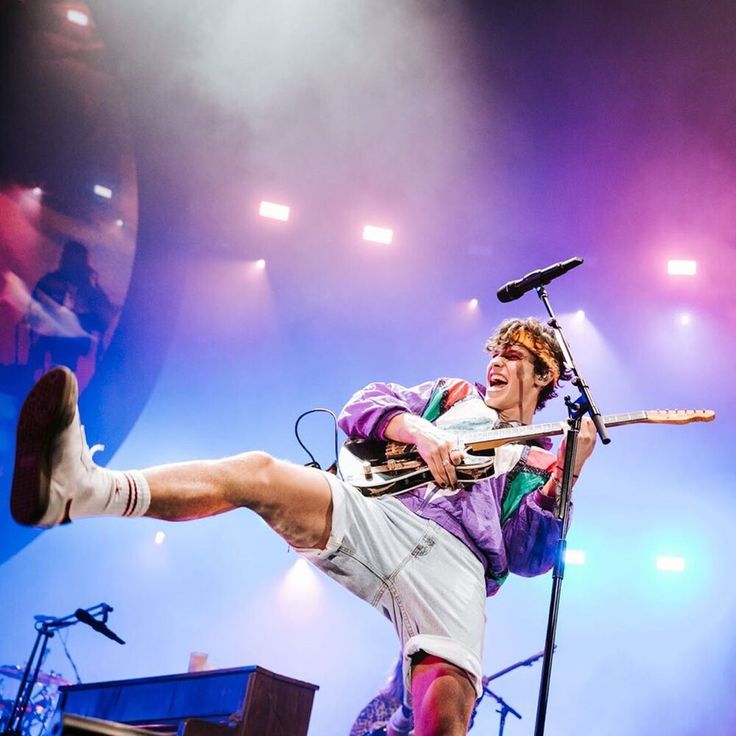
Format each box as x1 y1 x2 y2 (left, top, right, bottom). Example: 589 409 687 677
10 366 78 526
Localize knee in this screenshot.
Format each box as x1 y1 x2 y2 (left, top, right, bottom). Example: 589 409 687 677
236 450 276 478
227 450 277 478
411 656 475 736
216 450 278 496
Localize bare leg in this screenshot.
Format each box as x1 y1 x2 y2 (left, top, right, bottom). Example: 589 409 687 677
411 654 476 736
9 365 333 543
144 452 333 550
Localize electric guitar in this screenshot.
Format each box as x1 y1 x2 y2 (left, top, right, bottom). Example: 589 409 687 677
338 409 715 497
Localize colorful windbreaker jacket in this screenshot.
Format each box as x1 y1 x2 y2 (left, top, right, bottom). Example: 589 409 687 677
338 377 563 597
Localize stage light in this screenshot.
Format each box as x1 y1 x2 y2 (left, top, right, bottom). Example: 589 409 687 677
115 219 124 228
255 259 266 270
667 259 697 276
574 309 585 322
468 298 479 310
66 10 89 26
258 201 290 221
31 187 43 197
656 555 685 572
362 225 393 245
154 531 166 545
93 184 113 199
279 558 321 603
564 548 586 565
679 313 691 326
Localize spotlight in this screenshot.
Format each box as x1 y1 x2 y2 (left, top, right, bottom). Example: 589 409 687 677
279 558 321 603
66 10 89 27
468 298 479 310
255 259 266 270
154 531 166 545
93 184 113 200
679 313 691 326
31 187 43 197
574 309 585 322
258 201 290 222
656 555 685 572
564 549 586 565
362 225 393 245
667 259 697 276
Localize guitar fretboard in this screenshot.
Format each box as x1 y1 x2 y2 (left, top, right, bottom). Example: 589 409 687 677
462 412 649 448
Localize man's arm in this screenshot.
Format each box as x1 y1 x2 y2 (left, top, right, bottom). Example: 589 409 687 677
538 416 597 498
338 380 436 440
504 417 597 576
338 379 464 488
383 413 465 490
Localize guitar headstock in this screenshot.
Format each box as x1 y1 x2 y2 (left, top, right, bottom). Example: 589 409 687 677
643 409 716 425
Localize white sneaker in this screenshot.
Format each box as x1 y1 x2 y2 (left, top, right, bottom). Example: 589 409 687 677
11 366 100 527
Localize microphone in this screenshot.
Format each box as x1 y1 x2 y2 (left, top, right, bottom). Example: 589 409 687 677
74 609 126 645
496 257 583 303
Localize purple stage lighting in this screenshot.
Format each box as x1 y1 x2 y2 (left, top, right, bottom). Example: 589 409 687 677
259 201 290 222
362 225 393 244
667 259 697 276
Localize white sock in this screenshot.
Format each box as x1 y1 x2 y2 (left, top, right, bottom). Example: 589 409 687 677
68 466 151 521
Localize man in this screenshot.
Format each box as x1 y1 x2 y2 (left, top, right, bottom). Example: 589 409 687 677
10 317 596 736
28 240 116 372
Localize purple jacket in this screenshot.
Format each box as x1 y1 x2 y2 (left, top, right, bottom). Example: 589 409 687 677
338 378 563 596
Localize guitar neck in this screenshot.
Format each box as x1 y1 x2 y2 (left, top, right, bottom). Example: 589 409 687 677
465 412 648 451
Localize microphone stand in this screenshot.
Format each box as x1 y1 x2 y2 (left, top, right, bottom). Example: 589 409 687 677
473 650 546 735
532 285 610 736
483 690 521 736
3 604 116 736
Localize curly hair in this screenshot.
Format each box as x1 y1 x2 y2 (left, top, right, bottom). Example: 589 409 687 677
484 317 572 411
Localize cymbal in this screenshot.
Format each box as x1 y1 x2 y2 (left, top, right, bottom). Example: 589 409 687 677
0 666 69 686
38 672 69 686
0 665 23 679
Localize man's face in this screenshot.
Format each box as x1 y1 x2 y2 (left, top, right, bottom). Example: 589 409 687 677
485 342 545 422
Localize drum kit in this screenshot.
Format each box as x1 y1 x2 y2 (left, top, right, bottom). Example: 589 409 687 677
0 664 68 736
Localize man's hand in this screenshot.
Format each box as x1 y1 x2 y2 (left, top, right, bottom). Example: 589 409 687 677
384 413 464 489
543 416 597 496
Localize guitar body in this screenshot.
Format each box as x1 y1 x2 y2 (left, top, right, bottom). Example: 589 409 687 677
339 437 495 497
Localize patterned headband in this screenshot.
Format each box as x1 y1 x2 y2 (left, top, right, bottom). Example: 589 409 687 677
508 328 561 384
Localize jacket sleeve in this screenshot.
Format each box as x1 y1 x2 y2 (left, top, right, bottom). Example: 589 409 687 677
503 489 563 577
500 445 567 577
337 380 437 440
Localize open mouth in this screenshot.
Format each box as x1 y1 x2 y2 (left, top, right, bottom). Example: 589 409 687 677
488 375 508 390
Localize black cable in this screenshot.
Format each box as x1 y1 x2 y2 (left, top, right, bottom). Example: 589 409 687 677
293 407 341 478
59 629 82 685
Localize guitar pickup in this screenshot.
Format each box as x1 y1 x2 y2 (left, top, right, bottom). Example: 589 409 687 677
385 459 423 471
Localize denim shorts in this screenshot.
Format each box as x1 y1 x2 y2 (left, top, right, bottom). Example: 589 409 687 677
298 473 487 700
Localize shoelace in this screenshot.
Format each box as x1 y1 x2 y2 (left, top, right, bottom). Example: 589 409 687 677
80 424 105 464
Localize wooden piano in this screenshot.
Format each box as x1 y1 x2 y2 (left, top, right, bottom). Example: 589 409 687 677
57 666 318 736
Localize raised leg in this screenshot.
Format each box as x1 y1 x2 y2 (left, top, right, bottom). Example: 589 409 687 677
11 366 334 550
144 453 334 549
